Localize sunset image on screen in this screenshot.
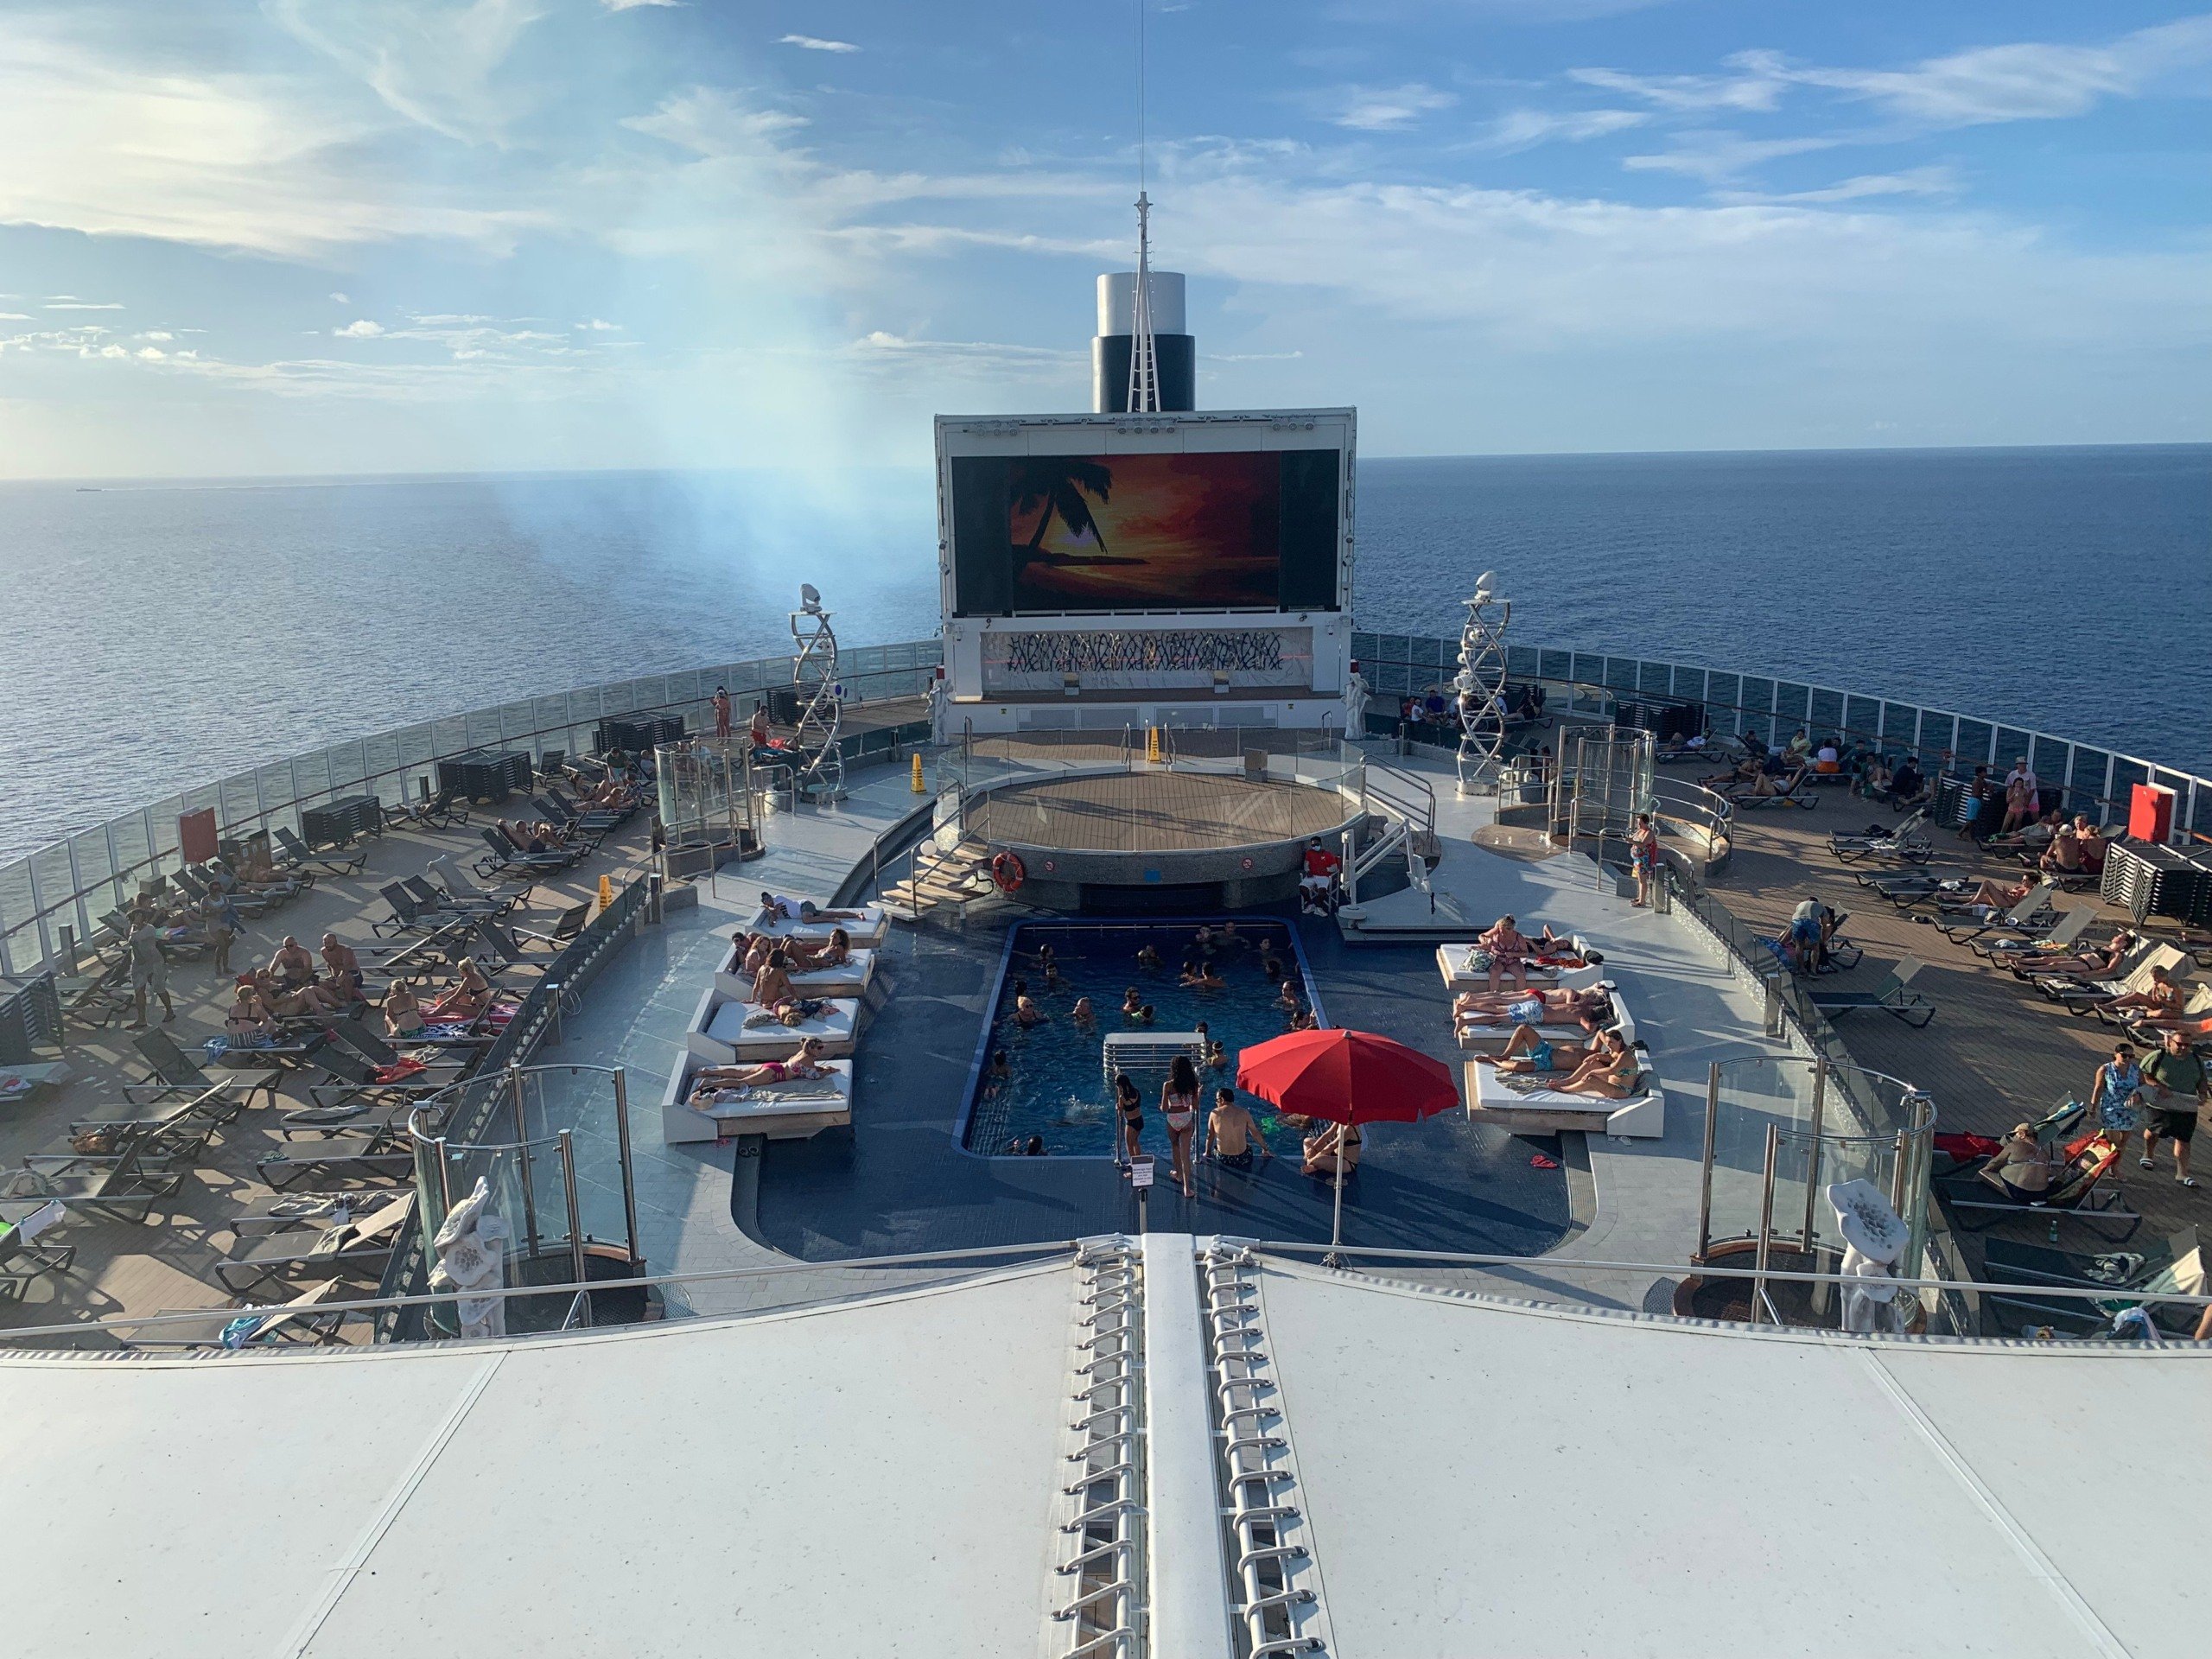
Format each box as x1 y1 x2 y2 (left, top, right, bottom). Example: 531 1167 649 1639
1003 451 1282 609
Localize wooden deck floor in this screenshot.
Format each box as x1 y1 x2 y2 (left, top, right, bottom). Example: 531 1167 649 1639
0 811 656 1345
1700 794 2209 1261
969 772 1351 854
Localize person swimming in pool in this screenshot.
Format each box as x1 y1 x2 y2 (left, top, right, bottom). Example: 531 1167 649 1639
1136 943 1162 970
1071 995 1096 1029
1014 994 1049 1028
1122 987 1144 1019
1275 979 1301 1014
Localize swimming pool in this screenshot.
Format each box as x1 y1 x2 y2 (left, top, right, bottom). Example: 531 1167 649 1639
960 918 1325 1158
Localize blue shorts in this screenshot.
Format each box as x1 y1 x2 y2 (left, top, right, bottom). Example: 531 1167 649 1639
1527 1041 1554 1071
1508 1000 1545 1025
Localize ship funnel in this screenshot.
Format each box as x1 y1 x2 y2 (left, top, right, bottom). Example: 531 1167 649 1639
1092 270 1194 413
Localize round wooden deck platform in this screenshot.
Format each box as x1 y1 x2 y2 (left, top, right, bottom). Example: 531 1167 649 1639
969 772 1353 855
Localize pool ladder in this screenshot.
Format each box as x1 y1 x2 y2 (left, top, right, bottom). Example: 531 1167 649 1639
1204 1246 1331 1657
1055 1241 1147 1657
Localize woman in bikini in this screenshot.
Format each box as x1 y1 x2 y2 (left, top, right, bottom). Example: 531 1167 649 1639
1476 916 1535 993
1114 1071 1144 1164
1302 1120 1362 1179
691 1038 830 1100
1160 1055 1202 1199
424 961 493 1024
1556 1031 1644 1100
1628 812 1659 908
383 978 425 1038
751 949 798 1009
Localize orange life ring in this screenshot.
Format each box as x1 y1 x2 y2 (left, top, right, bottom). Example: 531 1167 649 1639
991 851 1027 893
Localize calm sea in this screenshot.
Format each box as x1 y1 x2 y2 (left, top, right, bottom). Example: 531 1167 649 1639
0 445 2203 866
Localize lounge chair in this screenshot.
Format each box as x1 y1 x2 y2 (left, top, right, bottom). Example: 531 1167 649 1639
2099 980 2212 1035
2033 945 2188 1011
213 1281 348 1348
1860 870 1969 903
169 866 273 917
1979 1227 2203 1338
397 874 498 919
474 825 580 879
0 1129 188 1223
299 1046 453 1114
68 1082 245 1148
1827 810 1932 865
496 904 590 951
275 823 365 877
101 908 207 962
255 1128 416 1189
1935 1127 2140 1243
213 1192 416 1294
56 961 135 1030
127 1028 285 1108
429 853 532 911
1808 958 1935 1027
1926 880 2059 944
1970 906 2094 962
0 1199 79 1300
1726 769 1819 811
324 1014 466 1075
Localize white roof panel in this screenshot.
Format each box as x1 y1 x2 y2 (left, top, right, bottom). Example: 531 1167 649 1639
1256 1264 2208 1659
0 1263 1076 1659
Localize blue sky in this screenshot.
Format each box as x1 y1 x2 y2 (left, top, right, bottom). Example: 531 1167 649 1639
1 0 2206 476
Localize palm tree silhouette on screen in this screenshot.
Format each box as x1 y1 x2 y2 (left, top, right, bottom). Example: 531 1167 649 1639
1008 459 1138 575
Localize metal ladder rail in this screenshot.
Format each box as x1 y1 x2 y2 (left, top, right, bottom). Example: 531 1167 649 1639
1055 1242 1147 1657
1203 1248 1328 1657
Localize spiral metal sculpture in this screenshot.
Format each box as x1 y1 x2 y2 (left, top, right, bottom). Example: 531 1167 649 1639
790 585 846 802
1453 573 1510 795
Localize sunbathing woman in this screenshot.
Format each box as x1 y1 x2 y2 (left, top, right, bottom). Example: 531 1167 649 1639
1700 755 1765 791
253 967 346 1020
1983 1122 2052 1200
225 982 279 1045
690 1038 830 1100
1555 1031 1644 1099
1949 874 2037 915
2098 965 2186 1024
384 979 425 1037
424 962 493 1024
1738 763 1808 798
751 949 798 1008
2029 931 2136 982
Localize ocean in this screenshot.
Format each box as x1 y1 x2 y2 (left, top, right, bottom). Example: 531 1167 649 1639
0 444 2204 868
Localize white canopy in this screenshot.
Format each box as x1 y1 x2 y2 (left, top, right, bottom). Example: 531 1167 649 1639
0 1263 1076 1658
1257 1262 2209 1659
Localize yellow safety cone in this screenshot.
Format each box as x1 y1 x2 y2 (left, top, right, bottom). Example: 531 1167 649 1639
1146 727 1162 765
911 753 926 793
597 874 614 912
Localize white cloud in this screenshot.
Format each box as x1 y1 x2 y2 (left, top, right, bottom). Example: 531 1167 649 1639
575 318 621 331
137 330 175 341
1468 107 1649 153
1570 51 1792 113
267 0 546 144
1622 132 1839 183
137 345 166 359
604 0 683 10
335 319 386 337
779 35 860 54
1325 82 1458 132
0 22 556 256
330 292 351 303
45 300 124 310
1714 167 1962 207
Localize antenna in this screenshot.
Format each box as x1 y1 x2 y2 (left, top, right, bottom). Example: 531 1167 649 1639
1125 2 1160 414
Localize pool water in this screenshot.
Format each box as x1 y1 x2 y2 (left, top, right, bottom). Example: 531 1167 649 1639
962 919 1325 1157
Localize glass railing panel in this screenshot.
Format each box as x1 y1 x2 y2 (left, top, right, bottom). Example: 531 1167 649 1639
1917 712 1956 763
1374 633 1408 664
727 659 765 694
1704 671 1738 714
665 671 702 706
598 679 636 717
29 847 72 938
1567 652 1601 687
109 813 152 891
292 749 331 805
1373 662 1411 696
1994 727 2033 772
330 741 369 795
245 760 285 822
1669 664 1706 702
1504 644 1538 677
429 715 470 756
219 771 258 830
1955 718 1993 766
462 708 502 750
143 802 181 863
1774 682 1810 723
557 688 596 728
394 723 434 770
1538 648 1572 683
67 830 113 933
1740 676 1774 716
2067 748 2111 816
2111 758 2149 811
531 697 570 741
1351 631 1380 663
1638 660 1671 696
1808 689 1844 736
1604 657 1637 693
2031 735 2069 795
1419 636 1452 671
491 701 531 745
1840 695 1877 741
1881 702 1917 745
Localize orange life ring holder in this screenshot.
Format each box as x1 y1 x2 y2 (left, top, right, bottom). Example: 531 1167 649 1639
991 850 1027 894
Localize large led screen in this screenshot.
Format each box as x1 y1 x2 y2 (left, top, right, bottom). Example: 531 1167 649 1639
950 448 1339 615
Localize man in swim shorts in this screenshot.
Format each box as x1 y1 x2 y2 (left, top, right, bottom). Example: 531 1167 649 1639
1204 1087 1273 1175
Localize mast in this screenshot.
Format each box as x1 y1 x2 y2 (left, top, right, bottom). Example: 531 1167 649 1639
1126 191 1160 414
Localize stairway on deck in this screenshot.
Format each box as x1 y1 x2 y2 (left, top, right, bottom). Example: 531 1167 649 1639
882 836 995 921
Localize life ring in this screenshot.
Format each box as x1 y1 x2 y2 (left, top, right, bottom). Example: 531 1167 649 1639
991 851 1027 893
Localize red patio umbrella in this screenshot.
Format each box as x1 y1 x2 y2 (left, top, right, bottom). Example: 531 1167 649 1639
1236 1028 1460 1262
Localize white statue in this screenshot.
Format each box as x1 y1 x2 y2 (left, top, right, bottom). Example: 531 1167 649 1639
1343 669 1371 740
1829 1179 1910 1334
928 671 950 747
429 1175 510 1340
